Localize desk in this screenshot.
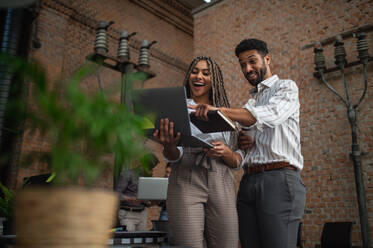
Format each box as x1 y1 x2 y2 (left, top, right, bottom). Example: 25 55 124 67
109 231 167 247
1 231 169 248
0 234 15 248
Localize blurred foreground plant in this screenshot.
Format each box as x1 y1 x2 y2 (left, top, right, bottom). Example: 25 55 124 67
5 54 148 186
0 181 14 220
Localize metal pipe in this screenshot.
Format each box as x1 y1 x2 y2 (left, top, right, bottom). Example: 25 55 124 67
354 61 367 108
347 104 371 248
354 33 369 108
0 8 24 149
319 71 347 106
314 36 372 248
351 33 371 248
114 63 133 188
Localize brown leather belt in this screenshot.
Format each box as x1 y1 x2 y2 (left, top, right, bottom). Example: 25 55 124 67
244 162 297 174
121 206 145 212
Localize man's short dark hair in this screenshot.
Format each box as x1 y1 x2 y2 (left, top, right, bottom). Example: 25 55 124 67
235 38 269 57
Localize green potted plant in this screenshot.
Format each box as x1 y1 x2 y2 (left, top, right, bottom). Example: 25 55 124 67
6 56 149 247
0 182 15 235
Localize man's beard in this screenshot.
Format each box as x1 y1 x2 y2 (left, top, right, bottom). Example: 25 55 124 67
246 63 267 87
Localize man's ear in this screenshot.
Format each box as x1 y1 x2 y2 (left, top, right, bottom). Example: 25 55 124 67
264 54 270 66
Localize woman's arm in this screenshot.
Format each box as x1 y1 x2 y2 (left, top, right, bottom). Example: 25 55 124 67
153 118 181 161
205 141 242 169
162 144 180 161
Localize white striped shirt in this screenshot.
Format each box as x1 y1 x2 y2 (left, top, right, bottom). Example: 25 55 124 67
242 75 303 170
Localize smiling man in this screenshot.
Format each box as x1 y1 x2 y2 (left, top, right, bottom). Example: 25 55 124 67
190 39 306 248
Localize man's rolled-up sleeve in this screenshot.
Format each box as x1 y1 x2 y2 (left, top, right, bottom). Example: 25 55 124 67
243 80 299 130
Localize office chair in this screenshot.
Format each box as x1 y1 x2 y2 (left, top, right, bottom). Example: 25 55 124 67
319 222 353 248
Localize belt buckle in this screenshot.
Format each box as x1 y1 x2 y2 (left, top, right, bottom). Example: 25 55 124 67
125 207 135 212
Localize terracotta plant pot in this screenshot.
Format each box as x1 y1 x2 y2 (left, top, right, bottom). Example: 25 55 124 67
14 187 119 248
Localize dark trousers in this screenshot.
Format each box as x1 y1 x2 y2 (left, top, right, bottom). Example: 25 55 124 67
237 169 306 248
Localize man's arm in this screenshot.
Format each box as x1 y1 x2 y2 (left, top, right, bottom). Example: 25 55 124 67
115 171 130 202
219 107 257 127
188 104 256 127
189 80 299 128
115 171 145 205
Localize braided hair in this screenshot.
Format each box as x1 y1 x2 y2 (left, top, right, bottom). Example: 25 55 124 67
184 56 230 108
183 56 237 150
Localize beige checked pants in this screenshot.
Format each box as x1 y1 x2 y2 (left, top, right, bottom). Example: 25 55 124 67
167 150 239 248
118 208 148 231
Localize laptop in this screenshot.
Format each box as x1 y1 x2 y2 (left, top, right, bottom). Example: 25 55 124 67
137 177 168 200
132 86 213 148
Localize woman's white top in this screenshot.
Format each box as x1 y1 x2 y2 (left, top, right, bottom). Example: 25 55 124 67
164 99 244 169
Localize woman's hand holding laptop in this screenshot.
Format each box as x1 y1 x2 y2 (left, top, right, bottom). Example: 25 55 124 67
153 118 181 161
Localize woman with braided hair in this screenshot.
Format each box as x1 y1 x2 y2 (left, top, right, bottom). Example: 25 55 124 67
153 56 243 248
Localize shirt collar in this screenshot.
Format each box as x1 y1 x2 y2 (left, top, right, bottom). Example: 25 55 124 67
249 74 278 95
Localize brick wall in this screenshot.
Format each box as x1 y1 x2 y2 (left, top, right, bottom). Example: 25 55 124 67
193 0 373 247
9 0 373 244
